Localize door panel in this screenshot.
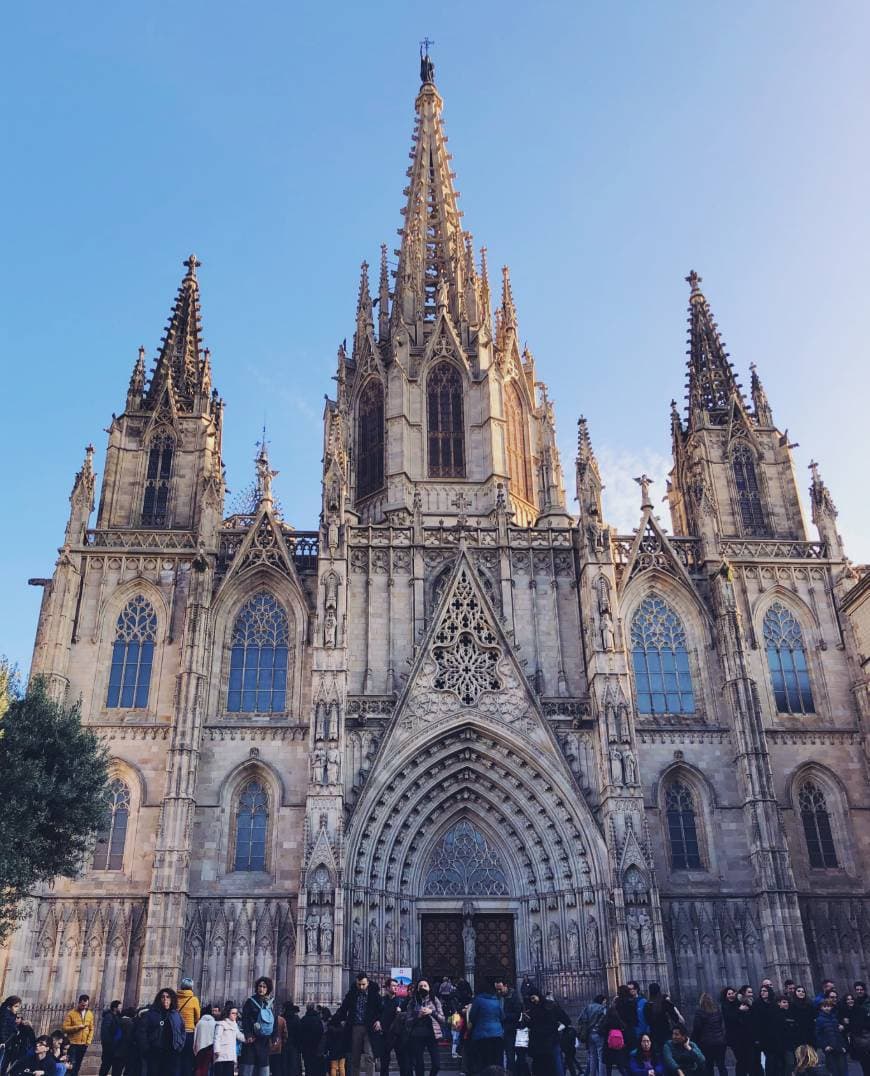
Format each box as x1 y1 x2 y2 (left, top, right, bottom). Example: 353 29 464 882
474 914 516 986
421 914 465 983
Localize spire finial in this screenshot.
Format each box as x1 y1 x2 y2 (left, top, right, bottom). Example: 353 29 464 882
501 265 517 332
635 473 654 510
686 269 702 296
184 253 202 278
684 270 741 420
255 428 278 508
419 38 435 84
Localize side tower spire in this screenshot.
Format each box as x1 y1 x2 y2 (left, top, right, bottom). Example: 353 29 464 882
685 270 742 427
146 254 206 410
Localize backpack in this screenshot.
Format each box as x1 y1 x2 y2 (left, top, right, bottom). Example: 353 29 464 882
250 998 275 1039
607 1028 625 1051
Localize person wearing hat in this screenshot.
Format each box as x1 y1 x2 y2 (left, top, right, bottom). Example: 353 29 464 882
177 979 201 1076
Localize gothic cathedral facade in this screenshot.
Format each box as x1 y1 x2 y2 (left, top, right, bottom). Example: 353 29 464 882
3 59 870 1012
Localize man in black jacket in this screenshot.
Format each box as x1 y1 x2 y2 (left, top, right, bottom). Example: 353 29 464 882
378 979 406 1076
297 1005 324 1076
98 1002 122 1076
334 974 382 1076
495 980 523 1075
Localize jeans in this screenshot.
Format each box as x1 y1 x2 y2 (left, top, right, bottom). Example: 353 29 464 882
586 1035 605 1076
349 1026 376 1076
182 1034 196 1076
240 1064 271 1076
69 1045 90 1076
410 1035 439 1076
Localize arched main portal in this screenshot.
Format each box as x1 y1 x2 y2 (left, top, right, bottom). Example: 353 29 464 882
343 721 611 1003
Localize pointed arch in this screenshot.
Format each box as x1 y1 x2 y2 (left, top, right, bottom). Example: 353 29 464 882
427 360 465 477
629 594 696 716
227 592 290 713
141 429 175 527
730 440 767 536
92 777 131 871
106 594 158 709
233 779 269 871
420 816 512 897
761 600 815 714
217 761 283 877
505 380 532 503
788 763 853 875
356 377 385 499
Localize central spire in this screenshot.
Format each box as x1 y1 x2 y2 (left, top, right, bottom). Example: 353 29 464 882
393 49 467 328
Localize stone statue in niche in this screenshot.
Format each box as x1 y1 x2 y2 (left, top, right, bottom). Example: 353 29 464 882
548 922 562 966
320 910 333 956
567 920 580 961
585 915 600 967
384 922 395 963
369 921 379 965
311 748 327 785
351 919 363 966
323 608 338 649
316 701 329 741
600 608 615 652
463 919 476 969
610 748 624 785
399 926 411 965
328 701 339 741
327 748 341 785
623 752 637 786
305 911 319 955
530 924 544 967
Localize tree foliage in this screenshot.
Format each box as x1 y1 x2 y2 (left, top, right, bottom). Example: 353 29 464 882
0 677 110 941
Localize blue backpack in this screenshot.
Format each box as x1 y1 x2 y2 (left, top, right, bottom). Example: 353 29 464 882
251 998 275 1039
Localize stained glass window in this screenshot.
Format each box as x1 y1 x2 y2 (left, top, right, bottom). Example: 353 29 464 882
142 433 174 527
763 603 814 714
665 780 702 869
506 382 532 502
93 779 131 870
227 593 289 713
107 595 157 708
799 781 837 868
423 820 509 896
234 780 268 871
357 379 385 499
731 443 767 535
427 362 465 478
630 596 695 715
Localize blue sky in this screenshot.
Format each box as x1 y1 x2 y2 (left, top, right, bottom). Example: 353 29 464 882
2 1 868 676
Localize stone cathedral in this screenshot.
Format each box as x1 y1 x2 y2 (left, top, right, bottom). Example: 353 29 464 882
4 55 870 1014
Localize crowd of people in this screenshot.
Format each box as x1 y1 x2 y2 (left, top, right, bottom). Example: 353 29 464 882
1 974 867 1076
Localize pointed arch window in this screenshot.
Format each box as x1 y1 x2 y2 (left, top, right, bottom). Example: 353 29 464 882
142 433 175 527
798 781 837 868
664 780 702 869
234 779 269 871
423 820 509 896
227 593 289 713
505 382 532 502
630 595 695 715
107 595 157 708
763 602 814 714
357 379 385 499
93 779 131 870
427 362 465 478
731 442 767 535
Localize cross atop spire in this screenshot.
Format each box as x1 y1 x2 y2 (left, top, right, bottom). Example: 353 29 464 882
684 270 742 423
419 38 435 84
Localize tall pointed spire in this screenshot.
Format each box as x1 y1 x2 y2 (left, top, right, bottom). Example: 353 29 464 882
127 346 146 410
749 362 773 425
393 48 465 326
146 254 206 410
377 244 390 341
576 416 601 486
501 265 517 335
685 271 742 424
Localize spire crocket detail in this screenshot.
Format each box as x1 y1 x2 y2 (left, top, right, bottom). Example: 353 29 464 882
145 254 207 410
684 270 742 423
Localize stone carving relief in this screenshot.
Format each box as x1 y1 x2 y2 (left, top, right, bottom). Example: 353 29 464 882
423 820 509 897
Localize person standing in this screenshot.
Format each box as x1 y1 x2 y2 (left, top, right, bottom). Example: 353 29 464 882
269 1007 289 1076
495 979 524 1076
283 1004 302 1076
578 995 607 1076
213 1004 245 1076
192 1005 220 1076
99 1002 123 1076
527 989 563 1076
0 997 22 1073
815 999 847 1076
177 980 201 1076
138 989 187 1076
63 996 95 1076
691 994 726 1076
379 979 405 1076
404 981 443 1076
468 979 505 1073
297 1004 325 1076
334 974 382 1076
241 977 276 1076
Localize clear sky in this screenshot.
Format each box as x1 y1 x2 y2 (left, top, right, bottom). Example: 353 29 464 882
2 1 869 676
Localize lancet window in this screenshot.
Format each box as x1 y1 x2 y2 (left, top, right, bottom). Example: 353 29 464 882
423 820 509 896
505 382 532 502
92 778 131 870
227 593 289 713
763 602 814 714
141 433 174 527
427 362 465 478
107 595 157 709
234 779 269 871
664 780 702 870
630 596 695 715
731 442 767 535
357 379 385 499
798 781 837 868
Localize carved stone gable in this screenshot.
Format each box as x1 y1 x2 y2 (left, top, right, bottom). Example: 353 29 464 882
432 566 501 704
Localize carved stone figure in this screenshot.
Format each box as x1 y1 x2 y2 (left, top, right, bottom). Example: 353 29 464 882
324 607 338 649
311 748 327 784
610 748 624 785
316 700 329 741
567 920 580 961
320 910 333 956
305 910 319 954
600 608 615 652
327 748 341 785
384 921 395 964
369 921 379 965
547 922 561 966
585 915 600 967
530 923 544 967
462 920 476 968
328 701 339 741
351 919 363 966
624 752 637 786
399 926 411 965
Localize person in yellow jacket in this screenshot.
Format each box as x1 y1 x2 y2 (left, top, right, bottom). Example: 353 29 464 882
177 978 202 1076
62 995 94 1076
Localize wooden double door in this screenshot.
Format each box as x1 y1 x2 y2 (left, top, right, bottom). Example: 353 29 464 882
421 913 516 987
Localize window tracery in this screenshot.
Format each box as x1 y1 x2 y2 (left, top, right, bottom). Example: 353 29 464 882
427 362 465 477
107 595 157 708
664 780 702 870
423 820 509 896
357 379 385 499
234 779 269 872
227 593 290 713
630 596 695 715
432 568 500 705
731 442 767 535
93 778 131 871
763 602 814 714
505 382 531 502
798 781 837 868
141 433 174 527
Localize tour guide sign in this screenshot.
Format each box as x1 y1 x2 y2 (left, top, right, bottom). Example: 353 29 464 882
392 967 412 997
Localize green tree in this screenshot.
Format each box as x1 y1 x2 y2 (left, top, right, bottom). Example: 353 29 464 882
0 678 110 941
0 656 20 719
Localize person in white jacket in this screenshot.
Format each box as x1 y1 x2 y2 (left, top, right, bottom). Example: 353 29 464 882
212 1005 245 1076
193 1005 223 1076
